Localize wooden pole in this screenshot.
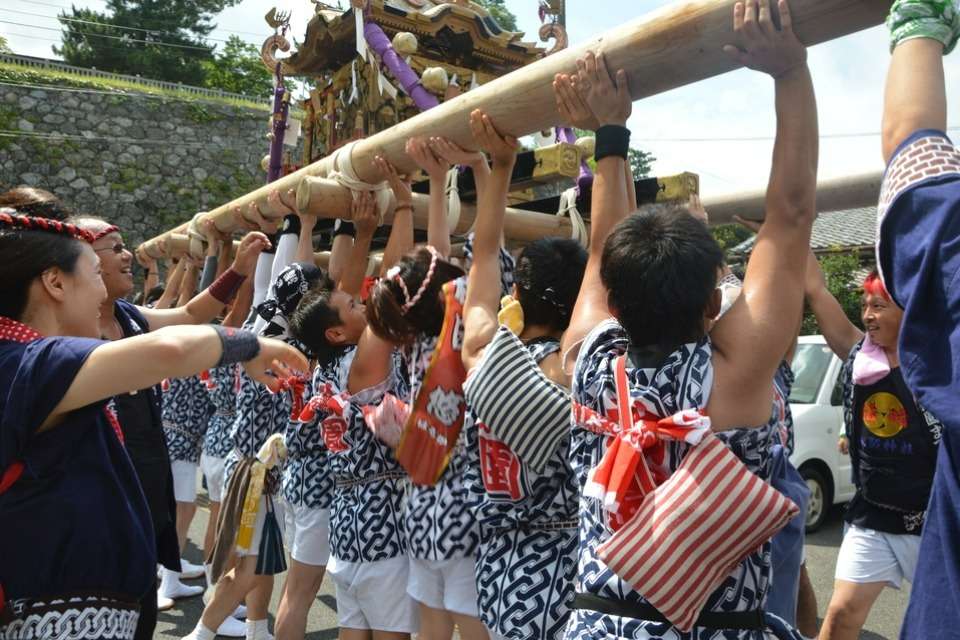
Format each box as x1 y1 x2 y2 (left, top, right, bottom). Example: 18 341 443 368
296 176 574 242
703 170 883 224
139 0 888 253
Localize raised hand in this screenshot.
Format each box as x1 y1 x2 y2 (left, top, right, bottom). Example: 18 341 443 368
286 187 318 230
244 201 280 234
374 155 413 206
243 336 310 393
554 72 601 131
231 231 272 275
469 109 519 170
429 137 488 172
406 137 450 180
135 246 157 270
575 52 631 127
733 214 762 233
722 0 806 79
352 191 379 237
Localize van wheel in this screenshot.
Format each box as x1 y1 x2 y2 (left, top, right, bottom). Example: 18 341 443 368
800 464 832 532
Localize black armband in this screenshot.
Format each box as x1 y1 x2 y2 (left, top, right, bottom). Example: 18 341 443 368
279 214 300 237
333 219 355 238
595 125 631 162
213 326 261 367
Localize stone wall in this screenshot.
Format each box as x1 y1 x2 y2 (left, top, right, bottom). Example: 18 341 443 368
0 81 282 250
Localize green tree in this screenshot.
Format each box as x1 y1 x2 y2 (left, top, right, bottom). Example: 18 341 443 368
801 250 864 335
712 223 752 254
0 36 10 54
628 148 655 179
201 35 273 97
55 0 241 85
476 0 519 32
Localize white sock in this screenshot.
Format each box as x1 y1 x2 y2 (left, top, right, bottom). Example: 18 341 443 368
159 567 179 592
246 618 269 640
203 563 212 585
186 622 216 640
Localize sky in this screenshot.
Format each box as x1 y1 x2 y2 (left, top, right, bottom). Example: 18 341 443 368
3 0 959 196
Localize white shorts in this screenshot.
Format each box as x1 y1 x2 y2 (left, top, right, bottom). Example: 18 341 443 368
328 555 419 633
170 460 198 503
199 453 226 503
407 556 480 617
289 506 331 567
835 524 921 589
236 496 287 558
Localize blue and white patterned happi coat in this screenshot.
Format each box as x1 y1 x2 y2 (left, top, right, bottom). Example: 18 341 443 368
223 369 299 496
163 375 215 464
403 276 480 562
772 362 795 455
282 352 351 510
203 365 239 460
565 319 801 640
328 348 411 563
463 338 579 640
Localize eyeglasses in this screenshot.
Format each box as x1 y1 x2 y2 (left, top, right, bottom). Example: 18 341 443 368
95 243 128 255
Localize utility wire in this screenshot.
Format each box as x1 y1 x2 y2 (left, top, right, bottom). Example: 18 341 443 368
9 0 272 39
0 6 237 44
0 19 214 52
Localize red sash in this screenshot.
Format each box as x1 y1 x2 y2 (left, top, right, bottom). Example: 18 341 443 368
396 280 466 486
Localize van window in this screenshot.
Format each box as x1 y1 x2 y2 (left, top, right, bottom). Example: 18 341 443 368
789 343 834 404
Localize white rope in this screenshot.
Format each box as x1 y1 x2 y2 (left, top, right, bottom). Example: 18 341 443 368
558 187 589 247
348 59 359 105
445 166 462 233
327 140 393 225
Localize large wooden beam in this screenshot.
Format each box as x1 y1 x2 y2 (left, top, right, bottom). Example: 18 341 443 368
296 176 574 242
703 170 883 224
139 0 888 254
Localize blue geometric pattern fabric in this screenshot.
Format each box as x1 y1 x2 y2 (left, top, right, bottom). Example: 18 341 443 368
163 375 214 464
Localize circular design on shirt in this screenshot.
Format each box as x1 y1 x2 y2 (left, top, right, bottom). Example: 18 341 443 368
862 392 908 438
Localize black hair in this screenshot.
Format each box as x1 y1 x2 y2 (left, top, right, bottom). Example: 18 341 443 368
0 187 75 221
289 275 345 365
0 227 86 319
601 205 724 350
367 248 464 345
515 238 587 332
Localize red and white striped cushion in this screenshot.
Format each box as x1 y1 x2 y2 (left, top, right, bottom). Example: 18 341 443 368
597 432 799 632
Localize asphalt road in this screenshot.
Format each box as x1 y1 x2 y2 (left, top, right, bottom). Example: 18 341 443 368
156 500 907 640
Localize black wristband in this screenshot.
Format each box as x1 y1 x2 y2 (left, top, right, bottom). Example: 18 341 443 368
279 214 300 237
595 125 631 162
213 326 261 367
333 219 355 238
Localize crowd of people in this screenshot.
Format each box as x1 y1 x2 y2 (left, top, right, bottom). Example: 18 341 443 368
1 0 958 639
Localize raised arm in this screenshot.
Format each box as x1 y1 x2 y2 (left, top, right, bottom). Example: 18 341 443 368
154 258 185 310
803 250 863 359
136 248 159 301
339 192 379 297
881 9 948 163
222 274 254 328
430 137 491 205
376 155 415 275
407 137 452 258
177 260 199 308
558 53 633 357
139 232 271 331
711 0 818 428
290 188 318 264
46 327 308 431
462 111 519 371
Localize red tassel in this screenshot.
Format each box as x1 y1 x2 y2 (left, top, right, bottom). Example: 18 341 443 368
161 378 170 392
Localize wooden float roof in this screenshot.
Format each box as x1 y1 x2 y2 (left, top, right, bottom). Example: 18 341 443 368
283 0 544 77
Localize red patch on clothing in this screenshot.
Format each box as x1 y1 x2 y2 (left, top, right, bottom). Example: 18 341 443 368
478 423 523 500
321 416 349 453
0 317 42 343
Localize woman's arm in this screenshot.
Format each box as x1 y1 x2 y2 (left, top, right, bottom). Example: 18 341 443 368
462 111 519 372
292 188 318 265
376 156 415 275
406 137 452 258
136 248 159 300
338 192 379 296
177 260 199 308
44 327 309 431
155 259 185 310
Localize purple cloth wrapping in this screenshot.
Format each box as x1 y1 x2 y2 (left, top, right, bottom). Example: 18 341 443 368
267 67 288 184
364 21 439 112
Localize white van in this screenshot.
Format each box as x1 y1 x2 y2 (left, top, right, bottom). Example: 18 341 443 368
788 335 857 532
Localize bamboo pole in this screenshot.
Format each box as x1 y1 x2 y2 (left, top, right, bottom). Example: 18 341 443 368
139 0 888 255
296 177 574 242
703 170 883 224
